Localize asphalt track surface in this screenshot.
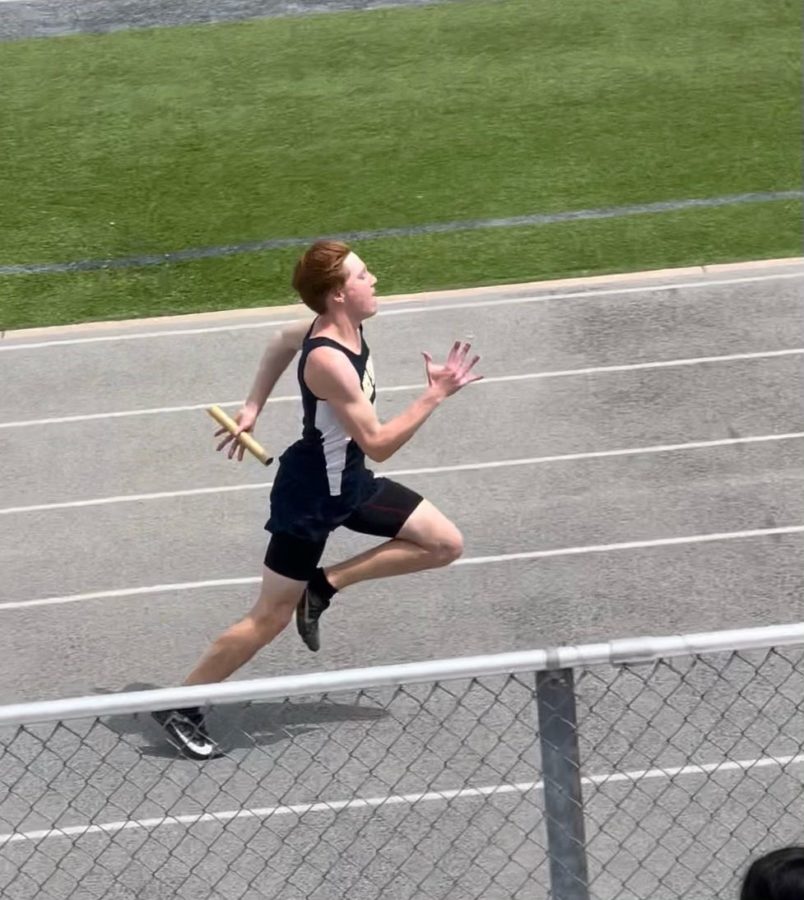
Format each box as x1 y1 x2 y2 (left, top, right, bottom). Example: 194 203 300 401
2 260 804 899
2 259 804 706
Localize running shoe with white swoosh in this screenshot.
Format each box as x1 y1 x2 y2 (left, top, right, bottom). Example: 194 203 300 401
152 707 221 760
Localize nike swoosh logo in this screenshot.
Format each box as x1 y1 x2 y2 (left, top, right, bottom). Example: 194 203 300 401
172 729 215 757
184 739 215 757
167 718 216 757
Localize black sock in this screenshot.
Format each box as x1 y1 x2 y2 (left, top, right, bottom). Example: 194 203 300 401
310 567 337 607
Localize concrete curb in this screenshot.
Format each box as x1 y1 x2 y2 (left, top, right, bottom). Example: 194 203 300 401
5 256 803 342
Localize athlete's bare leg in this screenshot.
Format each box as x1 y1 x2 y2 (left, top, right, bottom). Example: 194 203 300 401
324 500 463 590
183 567 306 686
153 568 308 758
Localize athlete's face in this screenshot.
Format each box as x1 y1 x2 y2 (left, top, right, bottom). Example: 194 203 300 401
340 252 378 318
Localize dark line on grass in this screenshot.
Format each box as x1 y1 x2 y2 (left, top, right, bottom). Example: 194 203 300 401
2 190 801 277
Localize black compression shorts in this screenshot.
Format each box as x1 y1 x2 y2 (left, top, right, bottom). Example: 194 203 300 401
264 477 423 581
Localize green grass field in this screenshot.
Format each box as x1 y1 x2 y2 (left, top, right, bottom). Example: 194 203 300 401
1 0 800 330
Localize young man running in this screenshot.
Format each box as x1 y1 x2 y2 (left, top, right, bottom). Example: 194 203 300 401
154 240 482 759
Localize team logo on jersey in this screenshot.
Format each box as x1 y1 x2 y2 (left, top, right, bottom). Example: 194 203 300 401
362 355 376 400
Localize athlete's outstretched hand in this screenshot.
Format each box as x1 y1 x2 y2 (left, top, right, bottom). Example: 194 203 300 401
422 342 483 398
215 402 259 461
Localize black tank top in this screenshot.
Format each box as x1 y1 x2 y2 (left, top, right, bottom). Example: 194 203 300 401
291 322 376 498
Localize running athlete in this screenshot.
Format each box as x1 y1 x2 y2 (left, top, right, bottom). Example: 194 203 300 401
154 240 482 759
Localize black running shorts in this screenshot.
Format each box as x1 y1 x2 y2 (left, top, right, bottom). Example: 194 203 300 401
264 478 423 581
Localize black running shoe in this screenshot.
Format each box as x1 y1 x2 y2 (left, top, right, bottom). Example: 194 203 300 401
152 707 221 760
296 586 329 652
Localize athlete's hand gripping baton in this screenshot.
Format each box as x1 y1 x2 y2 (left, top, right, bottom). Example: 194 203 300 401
206 405 274 466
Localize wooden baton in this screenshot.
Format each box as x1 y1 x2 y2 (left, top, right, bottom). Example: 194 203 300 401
206 405 273 466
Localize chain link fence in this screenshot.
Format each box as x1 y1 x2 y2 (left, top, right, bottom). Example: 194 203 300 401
2 624 804 900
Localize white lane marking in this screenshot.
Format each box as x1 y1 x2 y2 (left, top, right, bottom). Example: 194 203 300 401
3 346 803 430
2 751 801 845
2 270 802 351
0 482 264 516
0 399 238 429
457 526 804 566
0 578 261 611
3 525 803 611
2 430 803 516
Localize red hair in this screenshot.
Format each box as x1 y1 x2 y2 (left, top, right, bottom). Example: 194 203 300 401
291 240 351 314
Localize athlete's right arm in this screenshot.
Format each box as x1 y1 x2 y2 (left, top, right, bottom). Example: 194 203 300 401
244 317 314 413
305 342 481 463
215 316 314 460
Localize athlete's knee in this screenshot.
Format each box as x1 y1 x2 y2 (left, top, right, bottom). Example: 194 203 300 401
427 526 464 567
249 582 302 645
249 602 293 647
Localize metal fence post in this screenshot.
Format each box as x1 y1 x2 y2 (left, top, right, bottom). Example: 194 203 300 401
536 667 590 900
